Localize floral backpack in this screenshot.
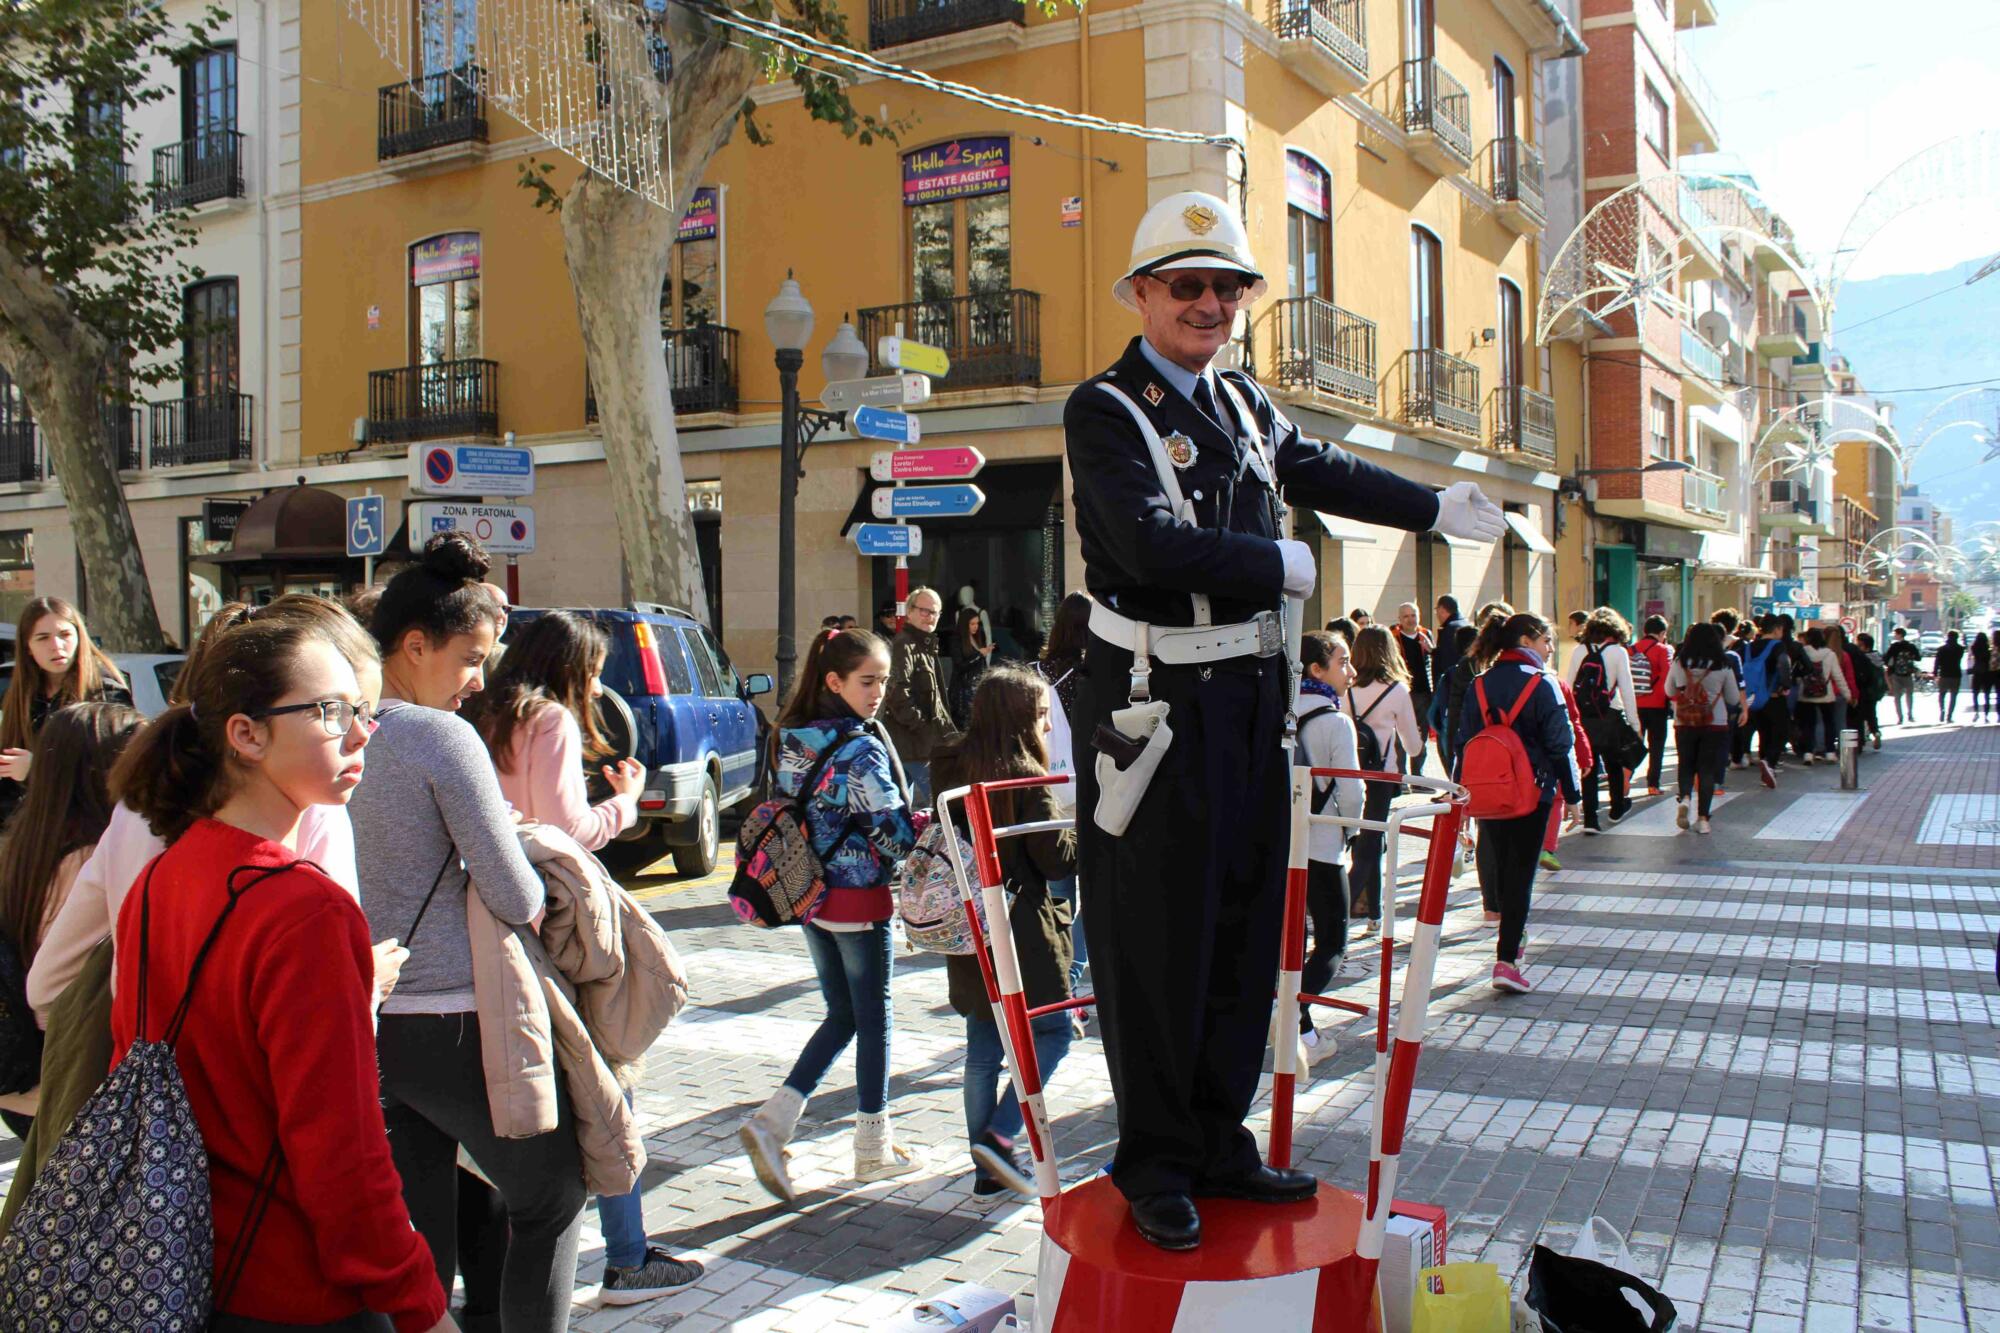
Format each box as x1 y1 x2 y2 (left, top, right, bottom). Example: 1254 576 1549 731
894 818 995 955
729 734 865 928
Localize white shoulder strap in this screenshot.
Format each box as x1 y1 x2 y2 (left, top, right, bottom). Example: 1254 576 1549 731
1095 381 1212 628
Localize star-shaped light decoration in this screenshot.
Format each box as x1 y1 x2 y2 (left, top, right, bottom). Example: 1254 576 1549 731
1591 249 1694 325
1980 430 2000 466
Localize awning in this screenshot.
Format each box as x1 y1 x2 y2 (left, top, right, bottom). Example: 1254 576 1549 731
211 484 350 563
1695 563 1776 584
1502 511 1557 555
1431 531 1482 550
1310 512 1381 545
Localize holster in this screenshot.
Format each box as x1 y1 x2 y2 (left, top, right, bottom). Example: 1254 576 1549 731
1092 699 1173 837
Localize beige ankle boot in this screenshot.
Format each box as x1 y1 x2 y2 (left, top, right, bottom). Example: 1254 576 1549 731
740 1086 805 1203
853 1110 922 1182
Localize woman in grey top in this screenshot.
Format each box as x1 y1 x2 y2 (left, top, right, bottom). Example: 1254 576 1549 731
350 534 583 1333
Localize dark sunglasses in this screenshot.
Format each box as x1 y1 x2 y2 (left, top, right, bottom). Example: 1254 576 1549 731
1147 273 1250 303
251 699 378 737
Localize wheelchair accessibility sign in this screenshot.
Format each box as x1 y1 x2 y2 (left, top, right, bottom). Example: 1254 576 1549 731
346 495 387 558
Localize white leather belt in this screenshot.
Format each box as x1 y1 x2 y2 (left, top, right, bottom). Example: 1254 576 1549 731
1090 601 1283 666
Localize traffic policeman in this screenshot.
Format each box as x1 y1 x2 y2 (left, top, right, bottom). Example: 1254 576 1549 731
1066 191 1505 1250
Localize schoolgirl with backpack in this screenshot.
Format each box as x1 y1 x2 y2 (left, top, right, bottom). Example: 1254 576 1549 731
1292 632 1365 1057
1564 609 1643 832
1453 614 1584 996
1665 622 1743 833
739 629 924 1204
1344 626 1426 933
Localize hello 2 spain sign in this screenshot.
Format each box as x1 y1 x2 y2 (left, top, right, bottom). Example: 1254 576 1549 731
902 138 1010 207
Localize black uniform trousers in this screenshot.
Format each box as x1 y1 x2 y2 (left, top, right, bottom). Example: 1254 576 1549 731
1075 634 1291 1202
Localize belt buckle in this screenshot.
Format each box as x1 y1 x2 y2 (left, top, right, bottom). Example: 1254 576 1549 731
1253 611 1283 658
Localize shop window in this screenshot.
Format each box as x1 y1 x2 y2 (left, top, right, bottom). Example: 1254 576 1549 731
1409 225 1443 350
418 0 478 76
1642 80 1669 158
182 278 239 398
664 187 721 328
903 138 1012 302
1285 152 1332 301
0 530 32 628
1648 389 1675 461
410 232 481 363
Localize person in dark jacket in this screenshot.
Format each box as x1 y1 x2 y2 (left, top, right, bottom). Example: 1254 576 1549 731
881 587 958 806
1427 596 1471 741
1935 630 1965 723
1436 622 1480 775
1455 613 1583 997
932 668 1076 1200
0 596 132 828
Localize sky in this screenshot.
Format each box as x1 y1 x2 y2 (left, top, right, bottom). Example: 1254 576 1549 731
1681 0 2000 282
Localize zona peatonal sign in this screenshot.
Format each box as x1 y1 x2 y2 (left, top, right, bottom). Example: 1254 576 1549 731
902 138 1010 206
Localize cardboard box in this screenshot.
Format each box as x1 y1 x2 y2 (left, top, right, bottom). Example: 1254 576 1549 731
883 1284 1019 1332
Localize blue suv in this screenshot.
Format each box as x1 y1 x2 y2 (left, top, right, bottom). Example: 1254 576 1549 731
503 603 771 875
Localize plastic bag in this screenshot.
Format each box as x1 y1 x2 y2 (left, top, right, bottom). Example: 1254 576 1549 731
1411 1263 1511 1333
1525 1245 1677 1333
1570 1217 1635 1272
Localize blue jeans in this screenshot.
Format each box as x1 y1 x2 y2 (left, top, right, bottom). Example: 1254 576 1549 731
596 1089 647 1269
905 760 932 808
1049 876 1087 991
786 921 894 1115
963 1013 1072 1144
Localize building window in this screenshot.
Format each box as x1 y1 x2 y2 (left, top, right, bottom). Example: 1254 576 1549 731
665 187 720 327
1285 152 1332 301
1497 278 1523 388
1648 389 1675 460
419 0 478 76
182 278 239 399
1642 80 1669 158
410 232 481 363
1405 0 1434 60
181 44 237 143
903 139 1012 303
0 530 32 627
1493 56 1516 142
1912 588 1924 608
1409 226 1443 350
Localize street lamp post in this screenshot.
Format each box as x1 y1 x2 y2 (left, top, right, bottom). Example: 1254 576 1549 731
765 273 870 703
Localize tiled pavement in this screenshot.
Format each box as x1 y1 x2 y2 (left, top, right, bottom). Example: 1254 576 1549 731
2 718 1994 1331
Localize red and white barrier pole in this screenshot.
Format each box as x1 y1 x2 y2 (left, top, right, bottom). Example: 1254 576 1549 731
1267 765 1312 1170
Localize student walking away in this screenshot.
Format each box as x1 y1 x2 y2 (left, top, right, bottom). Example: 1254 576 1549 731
1293 633 1363 1057
1565 609 1642 832
1454 615 1582 996
1436 624 1481 777
98 610 450 1331
1629 616 1673 794
928 668 1076 1200
0 597 133 828
1735 616 1788 788
1712 611 1749 782
1035 592 1092 1012
1852 634 1889 749
1935 630 1965 724
1969 632 1995 722
350 534 585 1333
881 587 959 808
1822 625 1862 755
1345 626 1425 934
1884 628 1922 724
1535 659 1592 876
1779 616 1812 756
740 629 923 1204
1427 596 1472 743
0 702 141 1138
470 612 700 1305
1392 604 1434 775
1797 627 1853 762
1666 623 1744 834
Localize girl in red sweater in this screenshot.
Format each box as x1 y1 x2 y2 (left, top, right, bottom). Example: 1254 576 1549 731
109 611 451 1333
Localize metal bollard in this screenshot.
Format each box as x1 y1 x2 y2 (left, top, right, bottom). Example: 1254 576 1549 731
1839 727 1861 790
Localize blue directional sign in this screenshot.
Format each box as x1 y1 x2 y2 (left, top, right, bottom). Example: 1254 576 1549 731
852 523 923 557
1773 578 1807 605
346 495 387 558
851 406 921 445
871 484 986 520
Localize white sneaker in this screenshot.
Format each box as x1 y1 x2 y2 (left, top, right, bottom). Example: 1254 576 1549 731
854 1142 924 1183
1696 817 1711 834
1675 801 1691 831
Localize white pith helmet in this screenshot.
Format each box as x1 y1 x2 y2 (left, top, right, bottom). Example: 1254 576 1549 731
1112 190 1267 313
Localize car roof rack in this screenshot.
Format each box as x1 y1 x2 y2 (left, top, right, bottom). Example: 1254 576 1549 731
630 601 698 621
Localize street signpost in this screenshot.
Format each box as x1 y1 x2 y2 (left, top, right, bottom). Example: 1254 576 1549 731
409 501 537 556
852 523 923 557
821 373 931 413
872 484 986 519
1773 578 1807 605
407 442 535 497
870 446 985 483
851 405 922 445
877 335 951 379
347 493 387 585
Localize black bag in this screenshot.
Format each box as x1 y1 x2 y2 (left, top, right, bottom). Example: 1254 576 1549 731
0 933 43 1096
1574 646 1615 719
1345 688 1391 775
1526 1244 1678 1332
1585 714 1648 774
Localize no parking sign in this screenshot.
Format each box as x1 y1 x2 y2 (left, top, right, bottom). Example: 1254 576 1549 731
408 501 536 555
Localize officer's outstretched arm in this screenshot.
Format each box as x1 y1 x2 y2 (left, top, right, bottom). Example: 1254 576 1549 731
1264 401 1443 534
1065 391 1285 600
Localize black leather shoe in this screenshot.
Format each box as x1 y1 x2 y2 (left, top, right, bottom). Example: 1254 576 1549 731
1195 1164 1317 1204
1129 1192 1202 1250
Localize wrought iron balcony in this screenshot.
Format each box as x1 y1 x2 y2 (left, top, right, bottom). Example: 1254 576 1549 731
379 65 488 160
106 403 143 470
0 420 41 484
857 290 1041 392
367 358 499 444
586 324 741 423
867 0 1024 50
150 130 246 210
149 392 253 467
1403 348 1480 439
1269 0 1368 97
1402 59 1472 174
1682 463 1727 517
1490 137 1544 232
1271 297 1377 410
1493 384 1556 462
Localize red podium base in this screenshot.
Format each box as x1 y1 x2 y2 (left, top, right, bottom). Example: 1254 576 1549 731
1034 1179 1382 1332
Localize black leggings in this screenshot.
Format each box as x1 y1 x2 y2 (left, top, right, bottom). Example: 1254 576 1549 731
1581 754 1629 828
1940 675 1962 722
1677 727 1731 816
1752 697 1790 766
1638 706 1671 787
1300 861 1348 1031
1347 780 1396 920
1475 805 1548 965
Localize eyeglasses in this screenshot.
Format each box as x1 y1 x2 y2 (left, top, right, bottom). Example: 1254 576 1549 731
908 604 941 618
252 699 378 737
1148 273 1250 304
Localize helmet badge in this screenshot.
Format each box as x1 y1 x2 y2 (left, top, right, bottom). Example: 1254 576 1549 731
1182 203 1220 236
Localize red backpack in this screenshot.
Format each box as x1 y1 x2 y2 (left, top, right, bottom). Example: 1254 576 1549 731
1460 674 1542 819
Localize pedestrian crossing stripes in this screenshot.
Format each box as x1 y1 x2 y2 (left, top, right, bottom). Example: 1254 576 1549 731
1753 791 1871 841
1533 893 2000 934
1916 794 2000 846
1544 867 2000 900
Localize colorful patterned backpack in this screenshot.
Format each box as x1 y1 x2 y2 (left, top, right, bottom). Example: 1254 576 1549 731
729 735 865 927
894 818 993 955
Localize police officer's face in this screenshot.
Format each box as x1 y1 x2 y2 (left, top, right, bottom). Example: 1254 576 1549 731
1135 266 1242 372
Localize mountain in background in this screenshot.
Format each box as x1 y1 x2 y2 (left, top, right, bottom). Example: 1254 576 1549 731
1831 257 2000 539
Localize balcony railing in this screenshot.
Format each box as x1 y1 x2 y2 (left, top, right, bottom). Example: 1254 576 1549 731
0 421 41 484
1403 348 1480 438
1490 137 1544 224
106 403 143 470
1674 43 1718 128
1678 182 1717 241
149 392 253 467
867 0 1024 49
1402 59 1472 168
150 130 246 210
367 358 500 443
586 324 742 423
379 65 488 160
857 290 1041 392
1269 0 1368 89
1493 384 1556 462
1681 324 1724 381
1271 297 1377 409
1683 463 1727 517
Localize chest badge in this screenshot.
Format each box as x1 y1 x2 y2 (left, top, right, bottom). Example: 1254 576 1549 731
1163 431 1197 470
1144 382 1165 407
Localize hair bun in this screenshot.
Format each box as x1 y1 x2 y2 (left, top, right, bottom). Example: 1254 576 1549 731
420 531 492 582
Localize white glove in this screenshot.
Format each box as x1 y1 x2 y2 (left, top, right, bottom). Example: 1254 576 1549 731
1432 481 1507 543
1278 539 1316 598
